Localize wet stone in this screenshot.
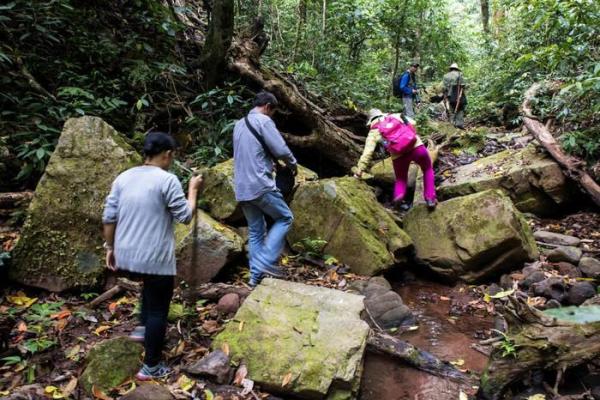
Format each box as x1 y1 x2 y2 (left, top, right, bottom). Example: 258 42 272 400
546 246 583 264
579 257 600 279
520 271 545 289
534 231 581 247
554 262 582 278
184 350 232 384
532 278 566 303
216 293 241 315
567 282 597 306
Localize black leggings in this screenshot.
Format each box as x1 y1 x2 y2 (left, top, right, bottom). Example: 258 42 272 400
139 274 174 366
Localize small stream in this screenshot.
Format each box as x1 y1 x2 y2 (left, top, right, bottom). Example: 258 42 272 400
360 279 494 400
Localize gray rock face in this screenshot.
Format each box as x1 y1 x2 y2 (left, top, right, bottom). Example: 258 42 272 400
520 270 546 289
403 190 539 282
547 246 583 264
184 350 232 384
437 146 573 216
212 279 369 399
534 231 581 247
289 177 413 276
176 210 244 287
567 282 597 306
121 384 174 400
10 117 142 291
580 257 600 279
362 277 415 329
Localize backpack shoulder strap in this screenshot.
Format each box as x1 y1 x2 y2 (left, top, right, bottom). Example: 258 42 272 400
244 115 275 161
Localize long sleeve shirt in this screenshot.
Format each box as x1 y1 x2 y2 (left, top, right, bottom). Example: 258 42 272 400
102 166 193 276
356 114 422 172
399 71 416 96
233 108 297 201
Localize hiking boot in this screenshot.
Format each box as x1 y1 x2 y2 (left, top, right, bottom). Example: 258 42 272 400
135 362 171 381
426 199 438 210
128 326 145 343
260 264 287 279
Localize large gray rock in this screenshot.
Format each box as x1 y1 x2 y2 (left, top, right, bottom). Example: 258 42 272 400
10 117 142 291
403 190 539 282
438 146 572 215
534 231 581 247
580 257 600 279
289 177 413 276
567 282 597 306
202 159 318 222
546 246 582 264
176 210 244 287
212 279 369 400
79 337 143 395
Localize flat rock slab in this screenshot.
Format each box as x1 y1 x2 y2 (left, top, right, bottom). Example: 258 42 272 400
10 116 141 291
546 246 582 264
534 231 581 247
289 177 413 276
202 159 318 222
212 278 369 400
176 210 244 286
438 146 572 216
121 384 174 400
403 190 539 282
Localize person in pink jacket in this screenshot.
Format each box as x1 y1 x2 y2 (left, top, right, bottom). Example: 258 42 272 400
354 108 437 210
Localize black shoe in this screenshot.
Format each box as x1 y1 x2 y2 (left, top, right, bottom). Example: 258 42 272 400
260 264 286 279
426 199 438 210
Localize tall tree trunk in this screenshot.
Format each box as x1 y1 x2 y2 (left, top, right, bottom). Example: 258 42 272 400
201 0 234 89
480 0 490 34
321 0 326 33
291 0 307 63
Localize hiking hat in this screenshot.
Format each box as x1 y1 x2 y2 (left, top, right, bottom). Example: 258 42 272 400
449 63 460 70
366 108 384 126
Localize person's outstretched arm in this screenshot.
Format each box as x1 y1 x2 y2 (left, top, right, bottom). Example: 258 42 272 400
102 180 120 271
164 174 204 225
261 118 298 173
355 129 381 177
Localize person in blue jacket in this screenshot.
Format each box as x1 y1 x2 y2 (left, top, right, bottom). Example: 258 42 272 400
399 62 419 118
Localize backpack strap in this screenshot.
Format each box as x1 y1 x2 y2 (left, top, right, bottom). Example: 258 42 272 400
244 115 276 162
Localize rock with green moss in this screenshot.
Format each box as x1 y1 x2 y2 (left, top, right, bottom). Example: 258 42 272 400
403 190 538 282
212 278 369 400
288 177 413 276
79 337 143 395
438 146 572 215
175 210 244 287
202 158 318 222
10 117 142 291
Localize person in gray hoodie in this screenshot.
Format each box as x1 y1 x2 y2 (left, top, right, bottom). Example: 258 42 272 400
102 131 203 380
233 91 298 287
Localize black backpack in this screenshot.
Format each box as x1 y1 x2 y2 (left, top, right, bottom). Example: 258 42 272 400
392 74 402 97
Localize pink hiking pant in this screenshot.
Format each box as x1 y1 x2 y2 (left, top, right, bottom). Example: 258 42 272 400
392 144 437 202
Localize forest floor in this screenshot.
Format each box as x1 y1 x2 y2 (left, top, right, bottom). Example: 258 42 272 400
1 120 599 400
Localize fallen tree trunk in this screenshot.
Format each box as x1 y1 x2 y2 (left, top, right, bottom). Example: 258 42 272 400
0 192 33 208
226 26 364 171
366 331 476 386
476 296 600 400
182 282 251 302
522 82 600 207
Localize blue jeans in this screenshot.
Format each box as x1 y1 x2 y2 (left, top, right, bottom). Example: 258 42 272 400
240 191 294 284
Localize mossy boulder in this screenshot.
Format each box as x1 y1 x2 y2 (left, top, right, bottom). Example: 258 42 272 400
403 190 538 282
202 158 318 222
175 210 244 286
79 337 143 395
288 177 413 276
438 146 572 215
10 117 141 291
212 278 369 400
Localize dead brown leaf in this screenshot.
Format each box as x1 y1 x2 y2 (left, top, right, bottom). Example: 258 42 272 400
92 385 113 400
282 372 292 387
233 364 248 386
221 342 230 356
